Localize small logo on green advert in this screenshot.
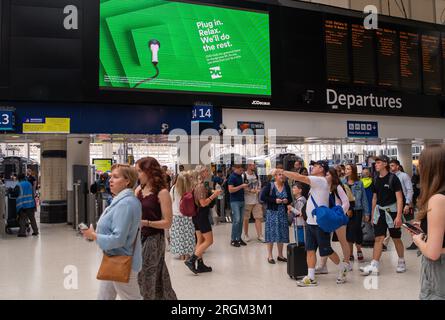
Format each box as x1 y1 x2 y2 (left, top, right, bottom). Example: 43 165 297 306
210 66 222 80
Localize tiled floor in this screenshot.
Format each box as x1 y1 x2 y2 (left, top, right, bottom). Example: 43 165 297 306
0 220 421 300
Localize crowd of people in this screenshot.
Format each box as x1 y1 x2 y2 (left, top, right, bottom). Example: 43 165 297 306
80 144 445 300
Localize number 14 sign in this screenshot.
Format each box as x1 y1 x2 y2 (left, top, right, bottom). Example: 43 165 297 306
192 105 213 123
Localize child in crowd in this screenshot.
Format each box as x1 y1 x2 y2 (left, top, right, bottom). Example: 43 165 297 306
288 183 307 245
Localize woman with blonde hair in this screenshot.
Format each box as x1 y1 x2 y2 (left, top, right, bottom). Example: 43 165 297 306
170 172 196 260
261 168 293 264
81 164 142 300
184 165 222 274
407 145 445 300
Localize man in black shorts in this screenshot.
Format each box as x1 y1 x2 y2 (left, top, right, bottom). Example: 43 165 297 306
360 155 406 276
284 161 348 286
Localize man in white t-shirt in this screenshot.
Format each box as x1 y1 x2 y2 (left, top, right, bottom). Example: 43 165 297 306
242 163 264 242
283 160 348 287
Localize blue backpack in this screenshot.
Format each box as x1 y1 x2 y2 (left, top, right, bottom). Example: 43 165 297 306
310 196 349 233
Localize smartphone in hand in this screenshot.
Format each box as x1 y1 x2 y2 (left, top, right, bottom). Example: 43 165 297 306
402 223 422 235
78 223 89 231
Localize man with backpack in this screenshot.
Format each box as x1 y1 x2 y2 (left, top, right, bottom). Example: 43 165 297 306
242 163 264 243
283 161 346 287
360 155 406 276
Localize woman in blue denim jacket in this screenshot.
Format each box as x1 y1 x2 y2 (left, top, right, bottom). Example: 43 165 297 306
82 164 142 300
344 164 370 262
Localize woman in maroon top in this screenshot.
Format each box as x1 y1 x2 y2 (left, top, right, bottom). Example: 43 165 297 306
135 157 177 300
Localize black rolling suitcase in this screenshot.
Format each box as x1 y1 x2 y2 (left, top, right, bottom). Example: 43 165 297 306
287 222 308 279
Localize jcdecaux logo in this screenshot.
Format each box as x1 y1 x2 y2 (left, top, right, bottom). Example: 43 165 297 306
326 89 402 110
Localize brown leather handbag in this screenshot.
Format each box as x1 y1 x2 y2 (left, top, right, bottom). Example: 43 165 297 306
96 230 139 283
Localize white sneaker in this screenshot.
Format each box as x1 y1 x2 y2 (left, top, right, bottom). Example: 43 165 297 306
315 265 329 275
242 234 251 242
336 267 347 284
360 264 379 276
396 260 406 273
258 236 265 243
297 276 318 287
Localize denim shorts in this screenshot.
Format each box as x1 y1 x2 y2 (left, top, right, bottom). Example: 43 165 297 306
305 224 334 257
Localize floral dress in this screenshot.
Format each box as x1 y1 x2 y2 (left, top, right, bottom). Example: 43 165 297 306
265 184 290 243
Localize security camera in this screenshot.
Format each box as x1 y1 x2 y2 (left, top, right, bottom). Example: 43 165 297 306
303 90 315 104
161 123 169 134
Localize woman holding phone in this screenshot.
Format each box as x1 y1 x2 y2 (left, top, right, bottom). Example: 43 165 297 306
82 164 142 300
407 144 445 300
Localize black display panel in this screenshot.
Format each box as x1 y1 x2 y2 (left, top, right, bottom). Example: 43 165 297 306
0 0 445 119
377 28 399 88
325 19 350 83
351 23 376 85
0 0 8 88
399 31 420 91
422 33 442 94
442 34 445 94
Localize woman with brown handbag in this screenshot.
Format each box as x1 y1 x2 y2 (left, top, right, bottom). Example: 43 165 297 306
82 164 142 300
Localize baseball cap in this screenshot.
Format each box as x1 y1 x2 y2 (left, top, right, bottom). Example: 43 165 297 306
375 155 390 163
314 160 329 173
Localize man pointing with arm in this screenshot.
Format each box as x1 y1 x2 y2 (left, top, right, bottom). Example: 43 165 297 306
282 161 348 286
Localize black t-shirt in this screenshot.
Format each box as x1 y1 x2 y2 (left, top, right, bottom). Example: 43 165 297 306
372 173 402 207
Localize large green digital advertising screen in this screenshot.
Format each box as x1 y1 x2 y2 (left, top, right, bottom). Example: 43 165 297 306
99 0 271 96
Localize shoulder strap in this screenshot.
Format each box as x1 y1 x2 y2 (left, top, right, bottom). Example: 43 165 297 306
310 194 319 209
388 173 394 190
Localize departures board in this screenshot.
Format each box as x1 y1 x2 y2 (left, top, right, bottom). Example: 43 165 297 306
325 16 445 96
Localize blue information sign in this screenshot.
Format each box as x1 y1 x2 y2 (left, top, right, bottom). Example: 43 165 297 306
192 105 213 123
23 117 45 124
0 111 15 131
347 121 379 138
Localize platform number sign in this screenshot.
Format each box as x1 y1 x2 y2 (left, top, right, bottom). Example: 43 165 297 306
0 111 15 131
347 121 378 138
192 105 213 123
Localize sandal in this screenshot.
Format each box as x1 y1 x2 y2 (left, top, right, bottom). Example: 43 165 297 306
268 258 276 264
277 256 288 262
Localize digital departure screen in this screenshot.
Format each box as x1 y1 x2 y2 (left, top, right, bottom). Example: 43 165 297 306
325 20 350 83
399 31 420 91
351 24 375 85
422 33 442 94
99 0 271 96
377 28 399 88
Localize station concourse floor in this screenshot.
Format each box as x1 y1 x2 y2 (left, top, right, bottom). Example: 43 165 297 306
0 217 420 300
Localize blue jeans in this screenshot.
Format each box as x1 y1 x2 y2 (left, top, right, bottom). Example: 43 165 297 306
230 201 245 241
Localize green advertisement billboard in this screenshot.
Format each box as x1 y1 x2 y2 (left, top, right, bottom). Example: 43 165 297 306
99 0 271 96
